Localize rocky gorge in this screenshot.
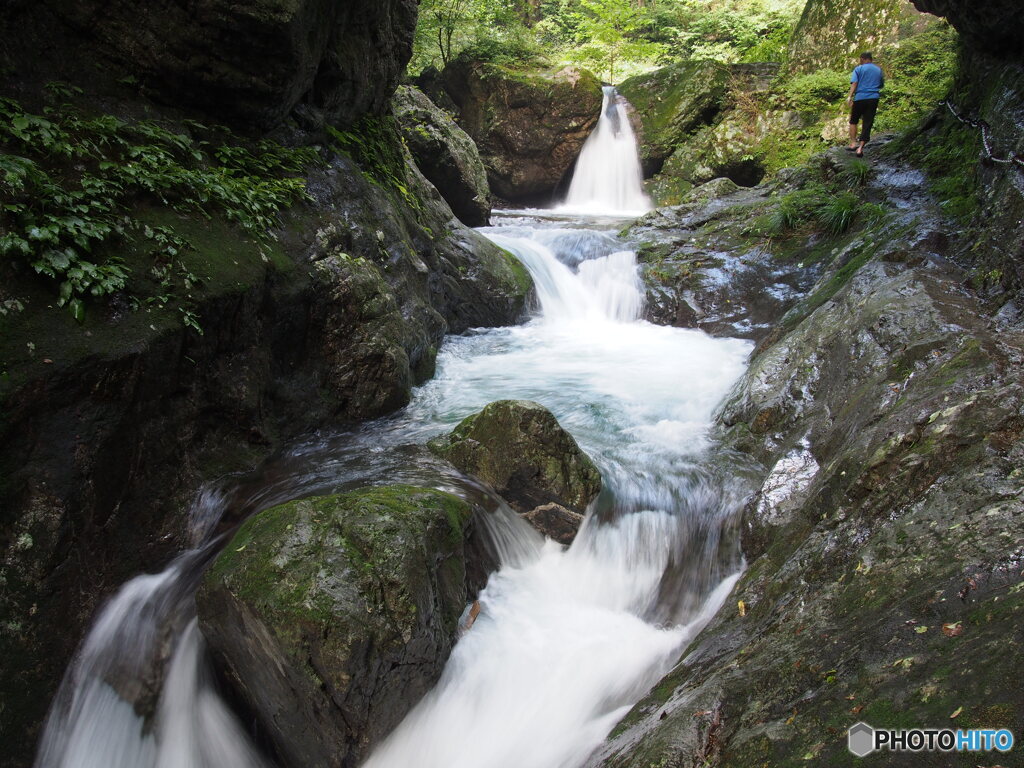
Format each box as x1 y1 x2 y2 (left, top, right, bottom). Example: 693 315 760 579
1 0 1022 767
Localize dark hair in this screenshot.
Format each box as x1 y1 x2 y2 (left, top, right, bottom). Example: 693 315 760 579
860 51 873 60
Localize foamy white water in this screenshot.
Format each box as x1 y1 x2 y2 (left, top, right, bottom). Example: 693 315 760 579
364 220 752 768
560 86 651 216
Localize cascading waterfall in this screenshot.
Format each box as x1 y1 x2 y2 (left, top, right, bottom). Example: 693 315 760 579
561 86 652 216
35 94 752 768
364 222 751 768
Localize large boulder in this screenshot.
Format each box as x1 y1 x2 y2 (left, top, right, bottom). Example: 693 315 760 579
392 85 492 227
787 0 927 74
618 61 731 177
2 0 418 130
429 400 602 542
430 57 604 202
197 486 478 768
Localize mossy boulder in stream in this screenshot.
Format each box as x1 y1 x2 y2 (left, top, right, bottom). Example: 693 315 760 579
392 85 492 226
197 486 477 768
429 400 602 542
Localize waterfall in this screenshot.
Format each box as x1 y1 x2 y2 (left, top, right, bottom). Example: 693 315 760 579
35 174 751 768
561 86 651 216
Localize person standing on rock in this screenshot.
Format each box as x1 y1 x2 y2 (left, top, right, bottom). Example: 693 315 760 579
846 52 885 158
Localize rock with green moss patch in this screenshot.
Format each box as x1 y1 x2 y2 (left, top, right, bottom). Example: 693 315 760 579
196 485 477 768
392 85 491 227
428 400 601 539
787 0 926 74
618 61 731 177
432 56 603 202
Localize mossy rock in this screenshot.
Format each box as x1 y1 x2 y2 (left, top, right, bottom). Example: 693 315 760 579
392 85 491 226
787 0 925 74
428 400 601 516
197 485 476 768
436 57 603 201
618 60 731 176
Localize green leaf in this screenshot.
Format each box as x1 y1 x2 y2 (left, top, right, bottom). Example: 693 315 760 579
68 298 86 324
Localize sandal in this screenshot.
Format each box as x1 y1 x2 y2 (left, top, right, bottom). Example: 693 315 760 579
855 147 864 158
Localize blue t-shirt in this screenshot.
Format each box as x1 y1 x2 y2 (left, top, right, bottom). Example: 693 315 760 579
851 62 884 101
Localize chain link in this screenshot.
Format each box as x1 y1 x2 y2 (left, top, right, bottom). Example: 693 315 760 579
940 100 1024 169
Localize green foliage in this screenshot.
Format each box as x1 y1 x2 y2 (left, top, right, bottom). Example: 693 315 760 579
0 94 316 325
570 0 664 83
815 190 860 235
410 0 802 80
875 22 959 133
760 181 862 238
328 116 424 220
658 0 797 64
781 69 848 116
412 0 541 73
837 158 872 188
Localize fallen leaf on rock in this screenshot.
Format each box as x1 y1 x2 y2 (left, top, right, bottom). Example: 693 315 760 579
851 705 864 714
738 600 746 617
942 622 963 637
915 625 929 634
950 706 963 719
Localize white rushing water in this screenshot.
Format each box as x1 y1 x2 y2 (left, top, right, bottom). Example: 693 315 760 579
36 94 751 768
560 86 651 216
364 218 751 768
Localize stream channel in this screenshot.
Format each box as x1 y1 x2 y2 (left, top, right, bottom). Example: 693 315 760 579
36 88 757 768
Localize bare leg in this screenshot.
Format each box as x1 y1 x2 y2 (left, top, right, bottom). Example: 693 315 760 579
848 122 858 149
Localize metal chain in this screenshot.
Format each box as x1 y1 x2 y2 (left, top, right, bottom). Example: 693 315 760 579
940 100 1024 169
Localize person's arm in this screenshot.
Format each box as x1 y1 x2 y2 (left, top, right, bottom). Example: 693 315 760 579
847 69 859 105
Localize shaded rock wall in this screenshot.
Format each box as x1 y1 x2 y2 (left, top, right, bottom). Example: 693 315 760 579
0 2 538 760
0 0 418 130
426 57 603 203
0 137 532 765
911 0 1024 54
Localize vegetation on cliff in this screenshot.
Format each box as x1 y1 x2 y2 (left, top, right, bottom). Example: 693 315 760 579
412 0 803 81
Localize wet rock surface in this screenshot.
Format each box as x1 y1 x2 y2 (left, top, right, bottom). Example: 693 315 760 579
392 85 492 227
197 486 478 768
627 176 818 340
426 56 603 203
429 400 602 541
593 139 1024 768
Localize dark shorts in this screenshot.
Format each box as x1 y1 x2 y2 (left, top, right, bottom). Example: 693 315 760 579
849 98 879 142
849 98 878 125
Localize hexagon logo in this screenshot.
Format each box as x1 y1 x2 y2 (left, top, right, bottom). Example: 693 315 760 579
848 722 875 757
